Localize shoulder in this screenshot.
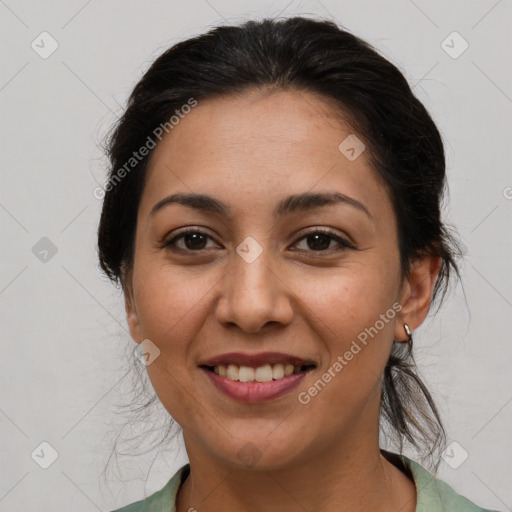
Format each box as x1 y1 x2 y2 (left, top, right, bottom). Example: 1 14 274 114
109 463 190 512
398 453 499 512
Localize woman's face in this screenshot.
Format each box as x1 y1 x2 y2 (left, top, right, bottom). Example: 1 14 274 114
124 89 427 470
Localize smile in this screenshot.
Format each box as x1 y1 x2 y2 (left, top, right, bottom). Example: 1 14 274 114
203 363 315 382
199 364 316 403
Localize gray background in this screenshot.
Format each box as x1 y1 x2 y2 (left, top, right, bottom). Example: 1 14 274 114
1 0 511 510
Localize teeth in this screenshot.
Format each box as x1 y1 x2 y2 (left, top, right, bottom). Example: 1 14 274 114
254 365 272 382
239 366 255 382
226 364 239 381
272 364 284 380
212 362 307 382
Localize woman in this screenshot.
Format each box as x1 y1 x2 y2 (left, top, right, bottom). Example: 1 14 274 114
98 16 498 512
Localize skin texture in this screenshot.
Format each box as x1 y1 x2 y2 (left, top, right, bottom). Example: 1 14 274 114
123 88 441 512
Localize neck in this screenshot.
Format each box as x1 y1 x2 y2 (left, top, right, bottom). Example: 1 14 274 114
176 432 416 512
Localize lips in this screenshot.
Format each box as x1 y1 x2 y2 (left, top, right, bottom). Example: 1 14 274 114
198 351 317 369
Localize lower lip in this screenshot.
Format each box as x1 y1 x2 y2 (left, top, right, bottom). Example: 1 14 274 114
200 367 311 403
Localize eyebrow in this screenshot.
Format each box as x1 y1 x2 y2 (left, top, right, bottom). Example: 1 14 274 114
150 191 373 221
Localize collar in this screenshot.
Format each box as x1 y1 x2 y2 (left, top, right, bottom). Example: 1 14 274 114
151 451 491 512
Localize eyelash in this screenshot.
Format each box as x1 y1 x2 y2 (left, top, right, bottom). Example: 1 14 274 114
161 227 355 255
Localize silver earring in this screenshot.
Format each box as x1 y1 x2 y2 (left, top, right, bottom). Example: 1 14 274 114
404 323 412 341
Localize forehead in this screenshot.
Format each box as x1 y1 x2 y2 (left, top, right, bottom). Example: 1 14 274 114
139 89 392 223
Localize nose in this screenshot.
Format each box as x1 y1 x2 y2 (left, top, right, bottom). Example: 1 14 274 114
214 239 294 333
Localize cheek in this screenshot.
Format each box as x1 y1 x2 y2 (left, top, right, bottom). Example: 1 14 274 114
294 262 398 402
131 266 217 427
297 260 398 340
133 263 214 342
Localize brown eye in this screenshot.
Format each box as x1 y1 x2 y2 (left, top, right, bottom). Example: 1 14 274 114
163 229 219 252
292 229 354 253
304 232 332 251
181 232 208 250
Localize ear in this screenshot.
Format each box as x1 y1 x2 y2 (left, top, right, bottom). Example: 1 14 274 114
122 265 142 344
394 254 442 342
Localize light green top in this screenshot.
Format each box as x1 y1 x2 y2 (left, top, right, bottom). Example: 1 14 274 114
110 450 499 512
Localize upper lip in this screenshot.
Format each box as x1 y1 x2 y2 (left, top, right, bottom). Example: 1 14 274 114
198 351 317 368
